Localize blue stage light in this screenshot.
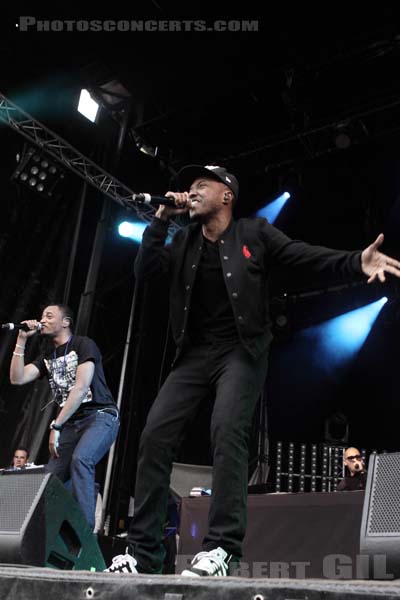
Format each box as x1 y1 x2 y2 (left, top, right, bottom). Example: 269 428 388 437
256 192 291 223
118 221 147 243
302 297 388 364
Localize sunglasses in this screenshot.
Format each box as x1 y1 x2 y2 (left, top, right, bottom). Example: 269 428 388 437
346 454 361 461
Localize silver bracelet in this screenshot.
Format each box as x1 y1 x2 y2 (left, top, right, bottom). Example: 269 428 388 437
13 352 25 357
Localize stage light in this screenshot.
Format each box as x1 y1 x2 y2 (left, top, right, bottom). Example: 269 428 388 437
77 89 100 123
256 191 291 224
302 297 388 364
334 121 352 150
322 445 329 492
311 444 317 492
131 130 158 158
324 411 349 444
11 145 64 198
333 448 341 489
275 441 282 492
288 442 294 493
270 295 291 339
118 221 147 243
361 449 367 466
299 444 306 492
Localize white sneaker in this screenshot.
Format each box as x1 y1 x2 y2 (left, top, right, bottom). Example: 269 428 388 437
104 552 138 574
181 547 230 577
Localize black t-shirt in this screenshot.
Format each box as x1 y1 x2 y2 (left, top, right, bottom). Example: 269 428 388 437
336 471 367 491
32 335 116 420
187 236 239 344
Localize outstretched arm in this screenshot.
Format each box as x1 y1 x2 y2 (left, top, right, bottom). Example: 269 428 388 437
361 234 400 283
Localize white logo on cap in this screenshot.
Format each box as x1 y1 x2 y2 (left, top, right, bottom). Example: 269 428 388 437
205 165 221 170
225 176 232 183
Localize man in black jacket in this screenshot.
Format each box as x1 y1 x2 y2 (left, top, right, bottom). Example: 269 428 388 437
106 165 400 577
337 447 367 491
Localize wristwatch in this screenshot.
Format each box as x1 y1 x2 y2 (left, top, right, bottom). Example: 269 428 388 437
50 420 62 431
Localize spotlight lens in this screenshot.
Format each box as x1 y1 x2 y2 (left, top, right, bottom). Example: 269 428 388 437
335 132 351 150
20 173 28 181
78 88 100 123
117 221 146 243
41 160 49 169
39 172 47 180
28 178 37 187
33 155 40 162
118 222 135 238
276 314 288 327
30 166 39 175
37 184 44 192
49 166 57 174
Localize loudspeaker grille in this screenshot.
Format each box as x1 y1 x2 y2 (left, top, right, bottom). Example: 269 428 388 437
368 453 400 535
0 474 47 533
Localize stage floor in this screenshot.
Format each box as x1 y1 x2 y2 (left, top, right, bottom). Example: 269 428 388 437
1 566 400 600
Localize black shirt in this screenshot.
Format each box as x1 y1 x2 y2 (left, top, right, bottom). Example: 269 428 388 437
336 471 367 491
32 335 116 420
187 235 239 344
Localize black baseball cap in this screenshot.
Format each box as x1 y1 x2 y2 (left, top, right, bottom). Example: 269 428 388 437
177 165 239 199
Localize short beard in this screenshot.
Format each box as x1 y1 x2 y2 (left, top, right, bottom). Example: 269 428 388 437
189 211 202 223
189 209 213 225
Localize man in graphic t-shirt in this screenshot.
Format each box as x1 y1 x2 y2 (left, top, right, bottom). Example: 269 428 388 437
9 304 119 530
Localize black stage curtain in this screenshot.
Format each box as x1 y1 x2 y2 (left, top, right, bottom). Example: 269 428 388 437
0 180 78 466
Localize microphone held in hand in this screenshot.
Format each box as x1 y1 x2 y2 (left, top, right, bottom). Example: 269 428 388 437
1 322 42 332
132 193 181 208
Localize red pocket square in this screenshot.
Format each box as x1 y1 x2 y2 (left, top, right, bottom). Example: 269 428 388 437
242 245 251 259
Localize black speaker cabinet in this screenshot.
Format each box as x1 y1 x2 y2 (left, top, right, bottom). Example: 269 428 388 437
0 471 105 570
360 452 400 579
170 462 212 500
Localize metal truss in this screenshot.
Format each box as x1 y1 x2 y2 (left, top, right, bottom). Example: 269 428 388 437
0 92 181 236
224 93 400 172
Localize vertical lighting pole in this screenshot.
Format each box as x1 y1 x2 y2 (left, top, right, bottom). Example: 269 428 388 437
72 101 133 531
63 181 88 305
101 281 142 533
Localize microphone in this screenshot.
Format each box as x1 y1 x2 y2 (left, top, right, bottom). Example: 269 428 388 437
132 193 184 208
1 323 42 332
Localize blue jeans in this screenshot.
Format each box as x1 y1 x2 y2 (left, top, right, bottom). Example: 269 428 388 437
46 410 119 529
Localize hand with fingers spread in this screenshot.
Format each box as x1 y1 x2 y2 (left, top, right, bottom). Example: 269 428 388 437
361 233 400 283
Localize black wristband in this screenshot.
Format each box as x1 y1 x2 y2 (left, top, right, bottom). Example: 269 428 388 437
50 420 62 431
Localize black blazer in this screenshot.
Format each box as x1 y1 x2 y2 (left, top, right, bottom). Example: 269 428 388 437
135 217 363 361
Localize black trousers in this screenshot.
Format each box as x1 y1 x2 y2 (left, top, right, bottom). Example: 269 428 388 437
127 341 269 573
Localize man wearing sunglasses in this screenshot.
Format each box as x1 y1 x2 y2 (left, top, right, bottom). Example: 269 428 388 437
337 447 367 491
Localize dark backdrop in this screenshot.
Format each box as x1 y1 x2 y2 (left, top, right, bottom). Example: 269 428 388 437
0 7 399 523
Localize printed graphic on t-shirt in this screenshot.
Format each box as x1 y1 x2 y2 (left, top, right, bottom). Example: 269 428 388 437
44 350 92 407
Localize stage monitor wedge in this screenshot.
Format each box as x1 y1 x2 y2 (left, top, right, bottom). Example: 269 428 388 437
0 471 105 570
